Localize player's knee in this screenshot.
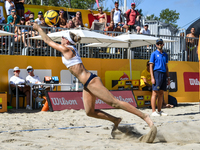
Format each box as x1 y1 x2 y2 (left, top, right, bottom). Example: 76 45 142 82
85 109 94 117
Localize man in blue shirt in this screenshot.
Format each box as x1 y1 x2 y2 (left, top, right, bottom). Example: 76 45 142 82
149 39 170 117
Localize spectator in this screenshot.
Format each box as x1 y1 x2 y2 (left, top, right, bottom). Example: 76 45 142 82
4 0 15 17
25 12 34 26
110 1 122 28
0 9 6 30
136 26 141 34
58 9 67 28
14 16 30 47
125 3 140 32
4 8 20 31
104 21 114 36
140 24 150 35
7 8 20 25
149 39 170 116
113 22 123 32
72 11 84 27
89 7 107 30
140 61 152 91
66 19 75 29
35 11 45 26
14 0 24 17
186 27 198 61
9 66 44 110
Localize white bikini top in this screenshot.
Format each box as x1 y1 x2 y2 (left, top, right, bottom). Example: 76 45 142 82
62 45 82 68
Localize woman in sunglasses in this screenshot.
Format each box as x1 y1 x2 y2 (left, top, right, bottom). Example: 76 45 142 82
9 66 44 110
72 11 84 28
32 23 157 143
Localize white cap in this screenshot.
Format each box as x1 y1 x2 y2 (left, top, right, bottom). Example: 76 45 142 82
26 66 33 70
13 66 20 71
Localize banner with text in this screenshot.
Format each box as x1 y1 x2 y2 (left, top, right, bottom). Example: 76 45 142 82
46 90 137 111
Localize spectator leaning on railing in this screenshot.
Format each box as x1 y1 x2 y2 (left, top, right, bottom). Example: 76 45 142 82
58 9 67 28
125 3 140 32
4 8 20 31
35 11 45 26
66 19 75 29
72 11 84 27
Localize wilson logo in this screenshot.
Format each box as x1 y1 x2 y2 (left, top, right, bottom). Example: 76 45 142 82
51 97 78 105
189 78 199 85
95 96 134 104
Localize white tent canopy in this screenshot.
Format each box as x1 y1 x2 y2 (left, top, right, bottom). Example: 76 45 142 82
0 30 15 36
84 33 175 48
29 29 126 43
84 33 175 79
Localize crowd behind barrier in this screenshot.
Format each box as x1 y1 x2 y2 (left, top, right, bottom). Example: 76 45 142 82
0 23 198 62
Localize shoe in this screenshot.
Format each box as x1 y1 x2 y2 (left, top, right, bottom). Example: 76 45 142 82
159 111 168 116
35 97 44 102
151 111 161 116
26 105 32 110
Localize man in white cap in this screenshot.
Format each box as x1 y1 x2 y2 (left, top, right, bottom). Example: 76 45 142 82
9 66 44 110
26 66 42 85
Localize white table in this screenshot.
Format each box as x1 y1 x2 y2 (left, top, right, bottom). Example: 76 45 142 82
26 83 72 109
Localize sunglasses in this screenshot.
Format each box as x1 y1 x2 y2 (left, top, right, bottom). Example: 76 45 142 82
15 70 20 73
59 11 64 13
27 69 33 73
157 42 163 45
147 64 150 66
12 11 16 12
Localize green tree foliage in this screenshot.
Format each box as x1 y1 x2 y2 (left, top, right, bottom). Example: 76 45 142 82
159 8 179 28
30 0 105 9
146 8 180 28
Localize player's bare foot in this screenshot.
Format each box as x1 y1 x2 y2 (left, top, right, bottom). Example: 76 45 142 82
143 114 154 127
139 125 157 143
114 117 122 128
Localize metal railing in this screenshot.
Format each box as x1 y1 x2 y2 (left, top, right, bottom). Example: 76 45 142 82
0 24 198 62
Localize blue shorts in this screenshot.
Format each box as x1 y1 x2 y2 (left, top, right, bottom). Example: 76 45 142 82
152 71 167 91
84 73 97 88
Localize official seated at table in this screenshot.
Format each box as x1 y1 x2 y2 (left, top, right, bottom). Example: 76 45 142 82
9 66 44 110
26 66 49 97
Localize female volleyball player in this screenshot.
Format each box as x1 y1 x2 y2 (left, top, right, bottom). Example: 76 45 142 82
33 23 156 142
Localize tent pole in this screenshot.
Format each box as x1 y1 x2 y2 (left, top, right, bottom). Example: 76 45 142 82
129 42 132 80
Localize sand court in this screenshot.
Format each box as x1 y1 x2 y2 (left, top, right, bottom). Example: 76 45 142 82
0 103 199 149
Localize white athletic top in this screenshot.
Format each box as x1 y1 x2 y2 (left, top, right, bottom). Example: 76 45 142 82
9 76 25 87
4 1 15 16
26 75 41 84
140 29 150 35
62 45 82 68
35 18 43 25
113 9 121 24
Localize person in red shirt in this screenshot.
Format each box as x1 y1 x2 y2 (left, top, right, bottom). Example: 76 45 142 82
125 3 140 32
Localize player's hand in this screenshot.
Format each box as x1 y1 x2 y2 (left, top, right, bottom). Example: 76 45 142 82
32 23 40 31
151 78 155 85
167 78 170 85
